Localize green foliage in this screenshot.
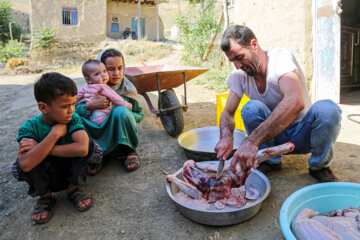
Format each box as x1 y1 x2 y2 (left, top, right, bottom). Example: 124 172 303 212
187 0 201 3
185 0 215 6
193 48 232 93
33 27 57 49
0 1 23 43
176 4 231 93
175 9 220 65
0 39 28 62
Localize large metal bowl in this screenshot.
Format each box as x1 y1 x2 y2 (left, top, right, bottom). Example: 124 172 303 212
166 161 271 226
177 126 247 161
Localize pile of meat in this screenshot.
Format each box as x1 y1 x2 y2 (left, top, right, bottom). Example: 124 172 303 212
166 160 259 210
166 142 294 211
292 207 360 240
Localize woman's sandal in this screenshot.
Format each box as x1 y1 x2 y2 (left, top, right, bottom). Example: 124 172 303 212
68 187 93 212
124 153 141 172
32 196 56 224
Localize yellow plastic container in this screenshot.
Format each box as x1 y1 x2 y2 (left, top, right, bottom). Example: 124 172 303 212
216 93 250 132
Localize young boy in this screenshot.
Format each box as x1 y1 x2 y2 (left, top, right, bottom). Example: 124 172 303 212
76 59 132 124
11 72 102 224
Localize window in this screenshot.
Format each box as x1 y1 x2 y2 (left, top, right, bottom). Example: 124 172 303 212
111 23 119 32
62 7 78 25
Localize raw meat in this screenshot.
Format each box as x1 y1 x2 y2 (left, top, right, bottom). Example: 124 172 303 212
292 207 360 240
167 160 253 210
167 142 294 210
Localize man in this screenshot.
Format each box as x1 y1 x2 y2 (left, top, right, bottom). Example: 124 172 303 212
214 25 341 182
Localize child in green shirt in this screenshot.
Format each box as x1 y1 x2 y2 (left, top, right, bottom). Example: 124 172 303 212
11 72 102 224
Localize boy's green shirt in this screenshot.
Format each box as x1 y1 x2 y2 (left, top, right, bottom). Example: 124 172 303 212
17 112 85 145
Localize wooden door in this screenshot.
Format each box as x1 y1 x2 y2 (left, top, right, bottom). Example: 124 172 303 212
131 18 145 39
341 26 360 87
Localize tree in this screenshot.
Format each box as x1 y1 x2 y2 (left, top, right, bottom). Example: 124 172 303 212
176 8 220 64
181 0 228 62
185 0 215 14
222 0 229 30
203 11 223 61
0 1 22 43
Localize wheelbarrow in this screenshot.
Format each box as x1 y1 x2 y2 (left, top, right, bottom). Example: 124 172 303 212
125 65 209 137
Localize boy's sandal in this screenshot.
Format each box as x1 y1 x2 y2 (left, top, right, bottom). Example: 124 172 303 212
32 196 56 224
68 187 93 212
88 162 103 176
124 153 141 172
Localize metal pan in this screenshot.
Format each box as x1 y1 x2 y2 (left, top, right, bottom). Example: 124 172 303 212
177 126 247 161
165 161 271 226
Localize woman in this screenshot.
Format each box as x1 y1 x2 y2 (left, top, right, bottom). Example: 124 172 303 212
76 49 143 173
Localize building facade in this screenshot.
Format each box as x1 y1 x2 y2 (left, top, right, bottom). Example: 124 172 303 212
231 0 359 103
29 0 165 43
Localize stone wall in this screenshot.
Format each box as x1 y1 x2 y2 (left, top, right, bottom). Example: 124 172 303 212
30 41 100 68
29 0 163 42
29 0 106 42
11 9 30 33
233 0 313 89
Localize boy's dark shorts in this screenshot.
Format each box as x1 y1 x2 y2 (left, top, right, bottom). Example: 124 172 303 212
11 140 102 197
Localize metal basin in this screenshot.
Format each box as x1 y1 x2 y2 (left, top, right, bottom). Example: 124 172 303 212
166 161 271 226
177 126 247 161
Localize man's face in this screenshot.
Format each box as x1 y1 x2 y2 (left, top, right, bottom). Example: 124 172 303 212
225 39 260 76
41 95 77 125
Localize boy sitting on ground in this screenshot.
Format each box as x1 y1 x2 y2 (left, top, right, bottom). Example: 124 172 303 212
11 72 102 224
76 59 132 124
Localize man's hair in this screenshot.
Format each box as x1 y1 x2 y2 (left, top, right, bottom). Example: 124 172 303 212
34 72 77 104
82 59 102 78
221 25 257 52
100 48 124 66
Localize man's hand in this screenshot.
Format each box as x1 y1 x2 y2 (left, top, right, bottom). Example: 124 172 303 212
18 138 38 154
214 136 234 161
85 88 111 110
215 90 240 162
230 138 259 173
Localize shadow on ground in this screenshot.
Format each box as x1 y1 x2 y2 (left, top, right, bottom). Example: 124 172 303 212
0 81 359 239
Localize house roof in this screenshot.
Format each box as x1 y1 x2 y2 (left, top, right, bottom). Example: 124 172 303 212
111 0 168 5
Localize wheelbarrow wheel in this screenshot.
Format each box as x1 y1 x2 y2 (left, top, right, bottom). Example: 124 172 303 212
158 90 184 137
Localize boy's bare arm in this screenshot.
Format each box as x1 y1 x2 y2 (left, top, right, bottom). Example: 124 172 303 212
18 124 66 172
49 130 89 158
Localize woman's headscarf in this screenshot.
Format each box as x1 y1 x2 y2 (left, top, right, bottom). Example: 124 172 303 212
97 48 140 103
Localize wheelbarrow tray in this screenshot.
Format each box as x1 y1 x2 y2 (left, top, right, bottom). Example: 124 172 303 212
125 65 209 94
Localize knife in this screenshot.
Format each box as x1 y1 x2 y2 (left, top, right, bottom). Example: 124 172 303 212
216 159 225 179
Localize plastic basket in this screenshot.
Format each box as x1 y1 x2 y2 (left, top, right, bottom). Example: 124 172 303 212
216 93 250 132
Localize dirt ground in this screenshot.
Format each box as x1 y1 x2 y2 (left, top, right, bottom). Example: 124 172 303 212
0 55 360 240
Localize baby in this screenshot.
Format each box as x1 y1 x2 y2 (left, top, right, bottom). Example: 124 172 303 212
76 59 132 124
